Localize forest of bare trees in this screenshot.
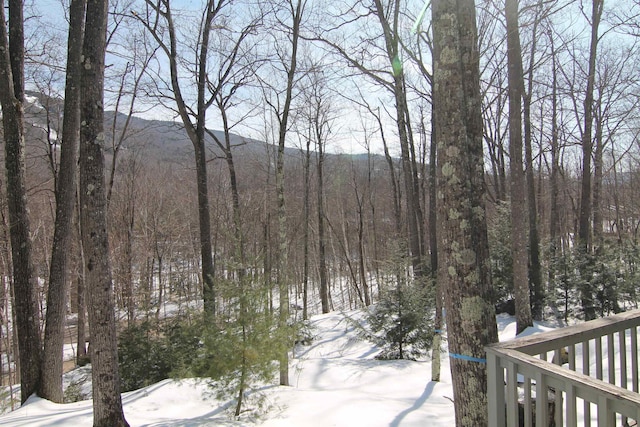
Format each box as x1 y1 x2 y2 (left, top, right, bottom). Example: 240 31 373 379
2 0 640 424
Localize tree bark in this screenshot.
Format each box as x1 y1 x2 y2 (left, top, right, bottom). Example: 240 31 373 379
429 110 442 383
302 137 311 320
193 1 217 315
578 0 604 321
433 0 499 424
275 0 304 386
80 0 128 424
592 104 604 248
549 33 561 283
0 0 42 404
317 113 329 314
40 0 86 403
523 0 545 320
505 0 533 334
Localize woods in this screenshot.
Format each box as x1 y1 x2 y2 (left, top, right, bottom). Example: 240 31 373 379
2 0 640 424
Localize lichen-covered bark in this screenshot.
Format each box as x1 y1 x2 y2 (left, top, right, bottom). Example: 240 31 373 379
430 116 442 382
80 0 128 425
432 1 499 425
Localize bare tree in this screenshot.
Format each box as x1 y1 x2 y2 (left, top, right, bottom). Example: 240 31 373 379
0 0 42 404
300 67 333 313
372 0 426 281
521 0 550 321
136 0 226 314
549 29 561 280
79 0 128 423
272 0 305 387
207 15 263 282
39 0 86 403
578 0 604 320
591 43 640 248
505 0 533 334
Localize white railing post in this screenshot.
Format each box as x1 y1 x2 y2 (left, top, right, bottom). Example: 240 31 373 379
582 340 591 424
631 326 638 393
486 310 640 427
486 351 505 426
535 371 549 426
566 384 577 427
506 361 519 426
523 377 532 427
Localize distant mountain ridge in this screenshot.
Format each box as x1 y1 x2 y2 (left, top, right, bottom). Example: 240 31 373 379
15 90 391 180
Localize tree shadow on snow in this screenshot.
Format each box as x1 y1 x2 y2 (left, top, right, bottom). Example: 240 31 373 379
388 381 436 427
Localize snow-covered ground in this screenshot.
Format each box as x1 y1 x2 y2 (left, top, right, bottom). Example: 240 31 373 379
0 311 552 426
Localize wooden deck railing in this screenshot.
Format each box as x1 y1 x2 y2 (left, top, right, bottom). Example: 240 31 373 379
486 309 640 426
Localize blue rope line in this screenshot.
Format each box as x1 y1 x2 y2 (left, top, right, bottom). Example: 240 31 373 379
449 352 487 364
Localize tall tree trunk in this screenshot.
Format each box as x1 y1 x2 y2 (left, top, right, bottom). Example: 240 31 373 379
373 0 425 280
124 210 135 324
137 0 219 315
80 0 128 424
40 0 86 402
578 0 603 321
0 0 42 404
317 133 329 313
429 111 442 382
275 0 303 386
76 207 88 365
433 0 499 424
76 268 88 365
366 148 381 299
377 113 402 236
210 104 246 282
302 138 311 320
194 3 216 315
592 105 604 248
506 0 533 334
276 137 290 386
356 188 370 306
523 0 544 320
549 34 560 281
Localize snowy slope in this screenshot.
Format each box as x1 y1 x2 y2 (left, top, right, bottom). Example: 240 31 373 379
0 311 551 426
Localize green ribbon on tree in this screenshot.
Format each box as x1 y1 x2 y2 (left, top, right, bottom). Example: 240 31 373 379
391 55 403 77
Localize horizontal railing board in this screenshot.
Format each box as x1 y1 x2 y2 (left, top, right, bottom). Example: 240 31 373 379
487 309 640 355
486 345 640 421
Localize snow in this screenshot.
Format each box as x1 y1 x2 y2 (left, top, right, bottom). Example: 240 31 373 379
0 310 557 426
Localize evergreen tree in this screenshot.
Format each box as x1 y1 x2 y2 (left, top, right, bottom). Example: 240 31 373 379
193 274 291 418
365 272 433 360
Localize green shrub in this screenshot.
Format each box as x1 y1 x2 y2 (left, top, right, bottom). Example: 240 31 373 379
192 277 287 418
118 320 172 392
365 277 433 360
117 310 207 392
